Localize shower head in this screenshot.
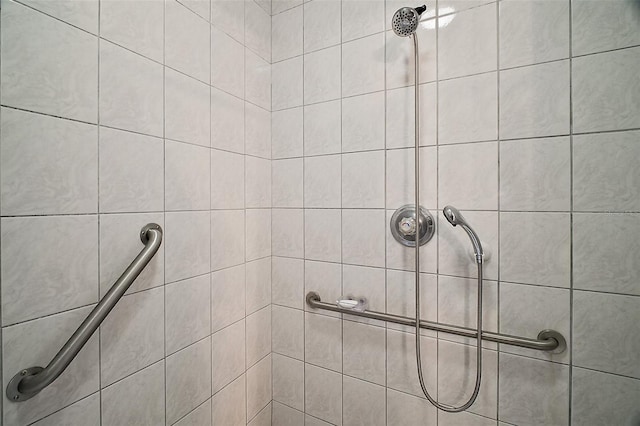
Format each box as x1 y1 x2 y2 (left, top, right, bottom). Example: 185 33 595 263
443 206 484 264
392 5 427 37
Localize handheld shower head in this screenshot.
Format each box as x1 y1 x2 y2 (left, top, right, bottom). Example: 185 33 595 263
443 206 484 264
392 5 427 37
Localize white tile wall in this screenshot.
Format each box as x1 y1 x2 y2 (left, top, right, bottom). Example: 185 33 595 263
271 1 640 425
0 0 273 425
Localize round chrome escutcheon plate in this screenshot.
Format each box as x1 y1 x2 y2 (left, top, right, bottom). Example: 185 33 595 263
390 205 435 247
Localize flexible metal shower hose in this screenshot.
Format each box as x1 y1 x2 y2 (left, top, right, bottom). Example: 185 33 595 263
411 33 484 412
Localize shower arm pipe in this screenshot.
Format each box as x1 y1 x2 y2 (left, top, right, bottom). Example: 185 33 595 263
6 224 163 403
305 291 567 353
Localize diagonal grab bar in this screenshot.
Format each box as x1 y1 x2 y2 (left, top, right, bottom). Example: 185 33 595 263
306 291 567 353
6 223 163 402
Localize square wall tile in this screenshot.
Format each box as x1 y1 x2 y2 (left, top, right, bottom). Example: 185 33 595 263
246 49 271 110
573 130 640 212
438 141 498 210
305 365 342 425
1 215 98 325
498 354 569 426
572 367 640 426
273 5 303 62
2 307 99 425
245 102 271 158
305 260 342 318
100 41 163 136
246 257 271 314
386 329 437 398
211 88 245 153
386 270 437 334
246 306 271 367
438 3 497 79
246 355 272 421
273 402 304 426
386 84 437 149
1 1 98 122
273 107 303 158
437 341 497 419
211 320 246 393
343 265 386 322
245 156 271 208
304 155 341 208
438 211 498 280
387 388 436 426
343 321 385 385
211 149 245 209
35 393 99 426
165 211 211 282
573 291 640 379
164 68 211 147
100 0 163 62
24 0 98 34
99 213 164 297
342 209 386 268
273 0 303 14
342 92 385 152
342 151 385 208
1 108 98 216
273 354 304 411
385 27 437 89
304 101 342 156
500 60 570 140
386 147 437 210
272 209 304 258
273 159 303 207
272 257 304 309
304 0 341 52
245 0 271 61
211 264 245 332
306 312 342 372
211 210 245 270
499 282 570 363
438 72 497 145
499 0 569 69
573 47 640 133
245 209 271 261
101 362 164 426
165 140 210 211
273 57 304 110
342 33 385 97
304 46 341 104
100 288 164 386
572 0 640 56
174 399 210 426
574 213 640 296
500 136 571 211
272 305 304 360
98 127 163 214
166 337 212 425
212 375 246 426
342 0 384 42
165 275 211 354
165 0 210 82
211 26 245 98
343 377 385 426
500 212 570 288
211 0 244 43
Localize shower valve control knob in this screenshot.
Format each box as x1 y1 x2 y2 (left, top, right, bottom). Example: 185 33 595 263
399 217 417 236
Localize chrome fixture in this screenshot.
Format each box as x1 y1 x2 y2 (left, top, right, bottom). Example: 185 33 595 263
392 5 427 37
390 205 435 247
306 291 566 353
443 205 484 264
6 224 163 402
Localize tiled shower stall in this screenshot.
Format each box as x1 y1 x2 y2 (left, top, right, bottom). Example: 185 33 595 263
0 0 639 425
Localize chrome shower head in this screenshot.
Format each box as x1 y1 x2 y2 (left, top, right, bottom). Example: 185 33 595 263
443 206 484 264
392 5 427 37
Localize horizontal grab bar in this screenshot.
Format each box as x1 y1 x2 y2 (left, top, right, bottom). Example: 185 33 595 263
7 224 163 402
306 291 566 353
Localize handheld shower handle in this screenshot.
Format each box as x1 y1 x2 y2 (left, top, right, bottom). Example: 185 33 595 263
443 206 484 264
